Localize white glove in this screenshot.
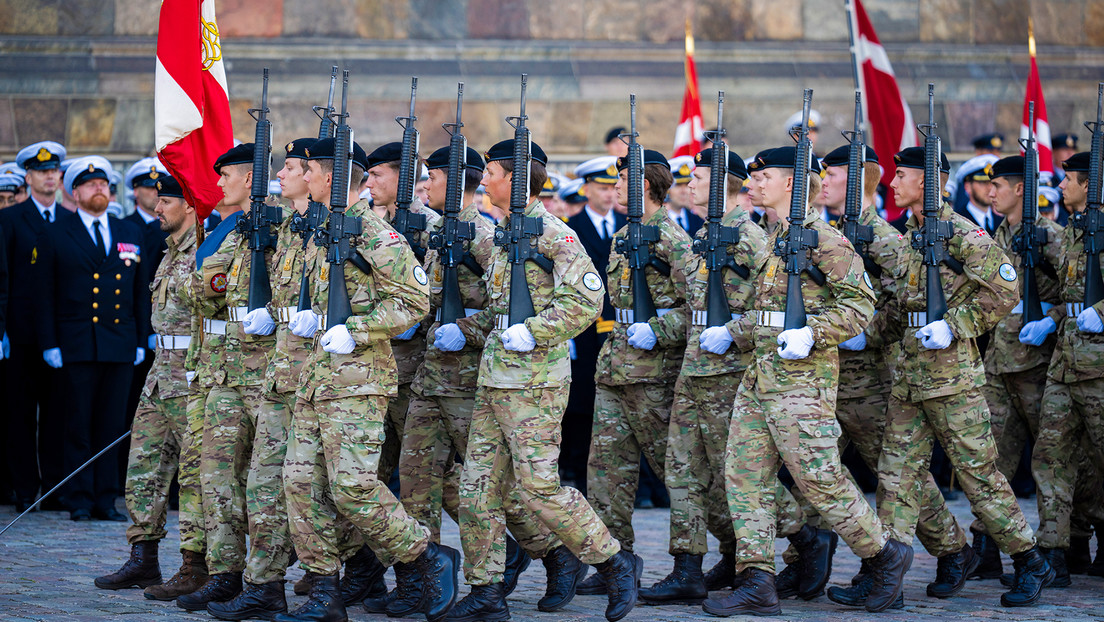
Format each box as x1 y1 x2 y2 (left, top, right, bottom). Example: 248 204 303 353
134 347 146 366
148 334 158 351
838 331 867 352
699 326 733 355
395 322 420 341
186 370 196 386
289 309 319 338
321 324 356 354
43 347 63 369
626 322 657 350
242 308 276 336
434 323 466 352
916 319 954 350
1077 307 1104 333
501 323 536 352
777 326 814 360
568 338 576 360
1019 316 1057 346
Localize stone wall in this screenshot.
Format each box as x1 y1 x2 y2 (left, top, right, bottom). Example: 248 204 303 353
1 0 1103 168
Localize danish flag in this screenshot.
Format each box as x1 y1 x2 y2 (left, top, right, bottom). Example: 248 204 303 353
1021 19 1053 182
672 19 705 159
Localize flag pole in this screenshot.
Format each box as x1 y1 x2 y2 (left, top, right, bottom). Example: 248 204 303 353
845 0 867 111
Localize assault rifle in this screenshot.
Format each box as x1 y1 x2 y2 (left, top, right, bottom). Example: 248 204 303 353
840 90 881 278
238 68 282 312
614 94 669 323
909 84 963 322
1011 101 1048 324
775 89 825 331
393 77 428 261
1073 83 1104 307
492 74 553 325
323 71 363 329
691 91 748 327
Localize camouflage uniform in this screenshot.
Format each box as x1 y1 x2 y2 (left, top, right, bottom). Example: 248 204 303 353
455 198 617 585
1032 223 1104 548
125 225 202 553
585 209 690 553
283 199 432 574
725 204 887 571
877 206 1035 555
196 209 293 585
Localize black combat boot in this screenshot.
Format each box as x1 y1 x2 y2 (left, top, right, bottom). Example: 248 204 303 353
95 541 162 590
444 583 510 622
1039 547 1071 587
703 552 738 590
502 535 531 596
177 572 243 611
638 553 707 605
381 561 421 617
274 573 345 622
1001 546 1054 607
701 568 782 616
594 550 641 622
413 542 460 622
968 530 1003 579
207 580 287 620
826 569 905 610
293 571 316 596
536 545 587 612
1068 536 1092 574
862 539 912 613
780 524 838 600
575 570 608 595
927 544 979 598
339 546 387 606
145 549 208 601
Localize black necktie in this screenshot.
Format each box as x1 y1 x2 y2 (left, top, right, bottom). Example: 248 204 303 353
93 220 106 259
602 219 611 240
43 210 51 223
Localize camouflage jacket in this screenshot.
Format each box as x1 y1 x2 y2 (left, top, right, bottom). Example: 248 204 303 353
671 207 768 378
595 208 691 386
985 216 1063 376
145 225 196 400
186 222 241 387
837 204 903 399
885 205 1018 401
412 201 497 398
729 205 876 394
392 198 440 385
1045 223 1104 383
266 213 316 395
297 199 430 402
458 199 603 389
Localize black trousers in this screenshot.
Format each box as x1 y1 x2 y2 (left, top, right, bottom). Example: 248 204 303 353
4 343 63 501
59 361 132 512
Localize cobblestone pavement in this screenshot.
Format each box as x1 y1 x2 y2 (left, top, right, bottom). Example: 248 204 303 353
2 491 1102 621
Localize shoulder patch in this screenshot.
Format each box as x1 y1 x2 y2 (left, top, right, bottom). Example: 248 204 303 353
565 235 576 244
413 265 428 286
998 263 1017 282
210 273 228 293
582 272 603 292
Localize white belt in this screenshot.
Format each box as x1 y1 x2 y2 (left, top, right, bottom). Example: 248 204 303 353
227 306 250 322
690 309 742 327
203 319 227 335
614 308 673 324
1010 301 1054 315
751 310 784 328
908 311 928 328
494 314 512 331
157 334 191 350
436 308 481 322
274 306 299 323
1068 302 1085 317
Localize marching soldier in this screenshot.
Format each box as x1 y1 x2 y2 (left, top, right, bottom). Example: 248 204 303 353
94 175 205 596
445 140 639 622
279 136 458 622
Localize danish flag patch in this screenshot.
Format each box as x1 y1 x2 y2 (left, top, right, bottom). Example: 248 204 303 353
388 231 400 240
565 235 576 244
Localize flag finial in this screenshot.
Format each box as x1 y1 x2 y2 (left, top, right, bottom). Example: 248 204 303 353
1028 16 1036 58
685 17 694 56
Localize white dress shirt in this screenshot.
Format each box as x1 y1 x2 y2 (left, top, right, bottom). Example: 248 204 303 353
584 204 616 240
77 209 112 255
31 195 56 223
965 201 995 232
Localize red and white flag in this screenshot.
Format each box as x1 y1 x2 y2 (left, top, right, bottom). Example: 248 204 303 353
847 0 918 222
155 0 234 220
672 19 704 159
1021 22 1053 182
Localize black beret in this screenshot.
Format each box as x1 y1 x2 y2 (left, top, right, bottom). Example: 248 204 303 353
821 144 879 168
213 143 255 173
155 175 186 199
307 137 369 171
971 133 1004 150
1053 133 1078 150
893 146 950 174
616 149 670 171
424 146 485 173
746 146 821 174
365 142 403 169
1062 152 1093 173
484 140 548 167
605 127 627 144
693 147 748 180
988 156 1024 180
284 138 315 160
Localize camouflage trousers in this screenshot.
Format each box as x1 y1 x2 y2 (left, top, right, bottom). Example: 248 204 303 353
124 388 203 553
460 386 620 586
1032 377 1104 548
586 381 673 554
727 384 888 571
665 373 740 556
401 389 560 555
382 382 413 489
284 394 430 574
201 384 292 583
877 388 1032 555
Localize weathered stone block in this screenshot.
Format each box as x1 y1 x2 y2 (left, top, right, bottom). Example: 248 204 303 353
13 98 68 146
109 99 156 153
58 0 113 36
804 0 849 41
283 0 357 36
919 0 970 43
748 0 803 40
974 0 1030 45
641 2 685 44
0 0 59 35
0 99 16 150
469 0 529 39
67 98 117 150
527 0 584 40
863 0 919 43
1087 0 1104 47
696 0 750 42
1030 0 1084 46
114 0 159 36
583 1 644 42
409 0 466 40
220 0 283 38
356 0 408 39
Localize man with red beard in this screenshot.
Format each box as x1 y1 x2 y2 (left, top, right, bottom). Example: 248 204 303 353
33 155 151 521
